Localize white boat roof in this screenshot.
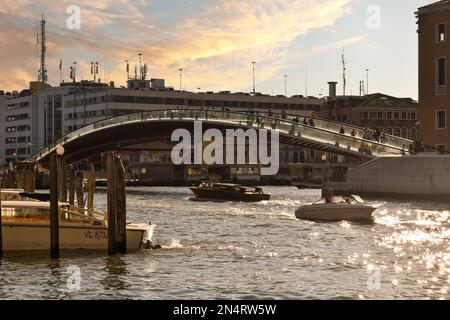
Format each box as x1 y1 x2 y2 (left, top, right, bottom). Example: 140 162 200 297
0 189 25 194
0 201 67 208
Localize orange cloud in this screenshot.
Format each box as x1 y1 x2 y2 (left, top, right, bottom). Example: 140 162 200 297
0 0 354 92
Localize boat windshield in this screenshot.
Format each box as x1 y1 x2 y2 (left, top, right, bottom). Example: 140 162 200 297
313 196 359 205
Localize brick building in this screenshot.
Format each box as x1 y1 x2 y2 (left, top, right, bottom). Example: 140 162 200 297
416 0 450 151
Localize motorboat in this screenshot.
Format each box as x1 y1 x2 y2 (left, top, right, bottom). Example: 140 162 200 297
295 195 376 222
291 180 321 190
0 200 155 252
1 189 49 201
190 182 270 202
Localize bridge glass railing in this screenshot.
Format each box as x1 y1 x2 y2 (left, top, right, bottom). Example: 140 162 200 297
30 109 407 162
309 117 412 150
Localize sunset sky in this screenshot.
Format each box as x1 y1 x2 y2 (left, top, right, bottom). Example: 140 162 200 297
0 0 436 99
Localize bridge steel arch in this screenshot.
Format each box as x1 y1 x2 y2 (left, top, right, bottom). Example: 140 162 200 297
30 109 411 165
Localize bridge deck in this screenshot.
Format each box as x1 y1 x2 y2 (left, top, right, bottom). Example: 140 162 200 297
30 109 412 164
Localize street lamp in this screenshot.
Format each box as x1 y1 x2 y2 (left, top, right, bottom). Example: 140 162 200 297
251 62 256 94
366 69 370 95
284 75 288 97
179 68 183 91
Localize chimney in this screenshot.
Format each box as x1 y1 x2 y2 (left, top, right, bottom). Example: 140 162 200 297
327 81 338 98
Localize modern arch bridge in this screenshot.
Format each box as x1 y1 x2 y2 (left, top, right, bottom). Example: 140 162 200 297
29 109 413 166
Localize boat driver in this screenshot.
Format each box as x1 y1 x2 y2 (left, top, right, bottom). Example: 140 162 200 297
324 189 334 203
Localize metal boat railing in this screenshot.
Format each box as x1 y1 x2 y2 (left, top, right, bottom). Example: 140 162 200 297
29 109 412 162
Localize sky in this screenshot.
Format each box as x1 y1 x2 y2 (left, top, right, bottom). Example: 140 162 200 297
0 0 438 99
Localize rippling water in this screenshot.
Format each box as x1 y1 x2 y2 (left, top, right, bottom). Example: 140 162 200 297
0 187 449 300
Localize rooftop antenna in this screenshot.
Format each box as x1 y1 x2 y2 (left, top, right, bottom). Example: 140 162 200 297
91 61 99 82
70 61 77 83
37 14 48 85
143 63 148 80
124 60 129 81
365 69 370 95
59 59 62 84
342 48 347 96
138 53 143 80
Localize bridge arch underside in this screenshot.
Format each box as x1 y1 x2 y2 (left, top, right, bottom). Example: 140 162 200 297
37 120 372 166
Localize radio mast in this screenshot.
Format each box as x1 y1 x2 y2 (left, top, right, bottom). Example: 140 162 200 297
342 49 347 96
37 14 48 85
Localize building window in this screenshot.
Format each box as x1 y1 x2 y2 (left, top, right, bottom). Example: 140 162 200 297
436 57 446 95
436 144 447 153
437 24 446 42
401 112 407 120
377 112 383 119
369 112 377 119
387 112 392 120
386 127 393 135
360 111 368 119
410 112 417 121
401 127 408 138
394 112 400 120
436 110 446 129
410 127 417 141
393 127 401 137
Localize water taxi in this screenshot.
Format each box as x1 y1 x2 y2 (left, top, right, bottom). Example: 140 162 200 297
0 200 154 252
295 195 375 222
190 182 270 202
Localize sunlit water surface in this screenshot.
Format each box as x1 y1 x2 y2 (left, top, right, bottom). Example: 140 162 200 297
0 187 449 300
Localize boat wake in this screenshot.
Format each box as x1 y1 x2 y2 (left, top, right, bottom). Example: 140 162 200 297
162 239 185 249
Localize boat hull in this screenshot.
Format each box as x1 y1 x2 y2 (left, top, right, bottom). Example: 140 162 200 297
295 204 375 221
190 188 270 202
0 222 150 252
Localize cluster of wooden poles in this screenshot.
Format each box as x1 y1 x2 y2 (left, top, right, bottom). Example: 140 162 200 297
0 152 127 259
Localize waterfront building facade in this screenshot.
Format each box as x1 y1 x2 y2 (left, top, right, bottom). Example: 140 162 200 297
318 93 419 140
417 0 450 151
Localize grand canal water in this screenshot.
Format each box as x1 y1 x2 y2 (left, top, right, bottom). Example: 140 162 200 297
0 186 449 300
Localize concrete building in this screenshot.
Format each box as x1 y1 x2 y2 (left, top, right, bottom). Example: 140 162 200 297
319 93 418 140
417 0 450 151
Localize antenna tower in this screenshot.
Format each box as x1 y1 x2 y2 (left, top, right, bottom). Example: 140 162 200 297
342 49 347 96
37 14 48 84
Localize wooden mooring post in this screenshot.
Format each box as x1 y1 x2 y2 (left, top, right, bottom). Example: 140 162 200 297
87 162 95 210
115 156 127 253
58 158 68 202
106 153 117 255
75 171 85 207
106 153 127 255
68 167 75 205
49 152 60 258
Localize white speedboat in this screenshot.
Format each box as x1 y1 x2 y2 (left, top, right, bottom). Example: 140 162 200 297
0 200 154 252
295 195 376 222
